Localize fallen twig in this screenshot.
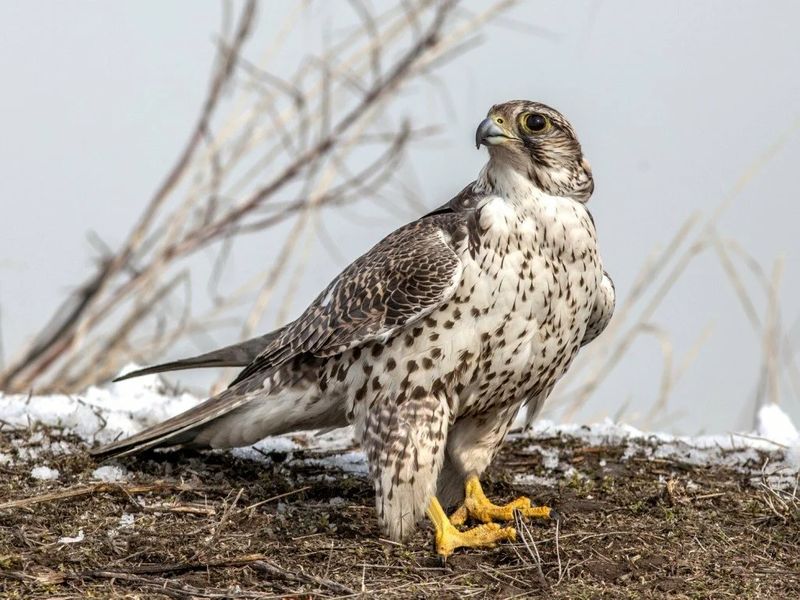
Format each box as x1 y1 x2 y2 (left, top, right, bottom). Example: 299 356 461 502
141 502 217 516
0 481 196 511
205 486 244 547
242 485 311 512
250 558 356 596
1 554 348 598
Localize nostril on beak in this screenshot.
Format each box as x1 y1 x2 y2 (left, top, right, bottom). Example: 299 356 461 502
475 118 506 149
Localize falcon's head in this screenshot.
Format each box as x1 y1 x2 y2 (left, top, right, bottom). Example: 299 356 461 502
476 100 594 202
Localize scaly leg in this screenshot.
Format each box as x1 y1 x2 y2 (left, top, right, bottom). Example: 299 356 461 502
427 497 516 558
449 475 554 527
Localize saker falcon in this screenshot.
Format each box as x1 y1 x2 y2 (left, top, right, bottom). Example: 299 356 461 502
93 100 615 557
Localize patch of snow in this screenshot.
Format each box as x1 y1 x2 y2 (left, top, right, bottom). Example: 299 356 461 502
757 403 800 446
0 364 199 447
92 465 126 482
514 473 559 487
527 418 648 447
512 415 800 490
1 366 798 493
230 429 357 464
563 466 587 481
8 433 73 462
118 513 135 528
232 436 300 462
621 443 645 461
788 445 800 470
305 450 369 475
524 444 561 470
522 416 800 462
57 530 85 544
30 465 59 480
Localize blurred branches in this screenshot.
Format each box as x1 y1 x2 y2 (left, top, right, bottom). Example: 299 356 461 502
0 0 516 393
542 120 800 430
5 0 795 434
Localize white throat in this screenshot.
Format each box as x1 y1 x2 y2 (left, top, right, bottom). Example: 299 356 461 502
476 161 545 210
476 154 592 205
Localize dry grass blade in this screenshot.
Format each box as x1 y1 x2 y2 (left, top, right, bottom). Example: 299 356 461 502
205 487 244 548
513 510 550 590
250 559 356 596
242 485 311 512
0 481 196 511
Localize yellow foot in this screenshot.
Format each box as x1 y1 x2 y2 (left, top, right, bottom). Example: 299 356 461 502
449 475 554 527
428 497 516 558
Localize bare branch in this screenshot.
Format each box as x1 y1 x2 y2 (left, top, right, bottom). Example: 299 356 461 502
0 1 529 393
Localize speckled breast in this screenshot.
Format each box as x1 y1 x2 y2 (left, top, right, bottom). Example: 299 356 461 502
449 195 601 418
336 194 601 426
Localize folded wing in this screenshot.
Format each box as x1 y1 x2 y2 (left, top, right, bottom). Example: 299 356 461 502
91 214 465 459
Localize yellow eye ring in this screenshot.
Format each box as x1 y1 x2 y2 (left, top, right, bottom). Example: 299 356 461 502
519 112 551 135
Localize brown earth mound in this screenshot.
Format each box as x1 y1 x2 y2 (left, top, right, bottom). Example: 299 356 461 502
1 423 798 599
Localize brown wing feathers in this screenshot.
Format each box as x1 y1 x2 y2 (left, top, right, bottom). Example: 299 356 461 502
91 214 465 459
230 216 462 384
112 330 286 382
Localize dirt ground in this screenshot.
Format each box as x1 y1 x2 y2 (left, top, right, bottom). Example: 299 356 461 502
1 423 798 599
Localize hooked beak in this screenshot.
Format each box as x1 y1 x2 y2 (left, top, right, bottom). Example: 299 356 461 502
475 117 511 149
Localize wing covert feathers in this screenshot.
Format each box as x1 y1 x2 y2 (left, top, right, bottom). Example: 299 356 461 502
231 215 464 384
92 213 465 459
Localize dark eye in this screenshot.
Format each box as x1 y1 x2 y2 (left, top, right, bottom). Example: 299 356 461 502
525 113 548 132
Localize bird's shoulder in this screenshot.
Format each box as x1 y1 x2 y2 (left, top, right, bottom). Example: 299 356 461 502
423 180 484 218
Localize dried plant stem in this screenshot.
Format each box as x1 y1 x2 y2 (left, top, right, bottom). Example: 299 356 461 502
0 0 516 393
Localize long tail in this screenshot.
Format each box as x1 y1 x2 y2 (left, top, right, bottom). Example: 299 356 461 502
90 383 256 459
91 367 346 460
112 330 285 382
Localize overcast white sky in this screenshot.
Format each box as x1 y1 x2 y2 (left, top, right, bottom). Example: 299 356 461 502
1 1 799 433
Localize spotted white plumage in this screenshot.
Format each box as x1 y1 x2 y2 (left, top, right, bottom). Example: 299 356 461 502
93 100 615 544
